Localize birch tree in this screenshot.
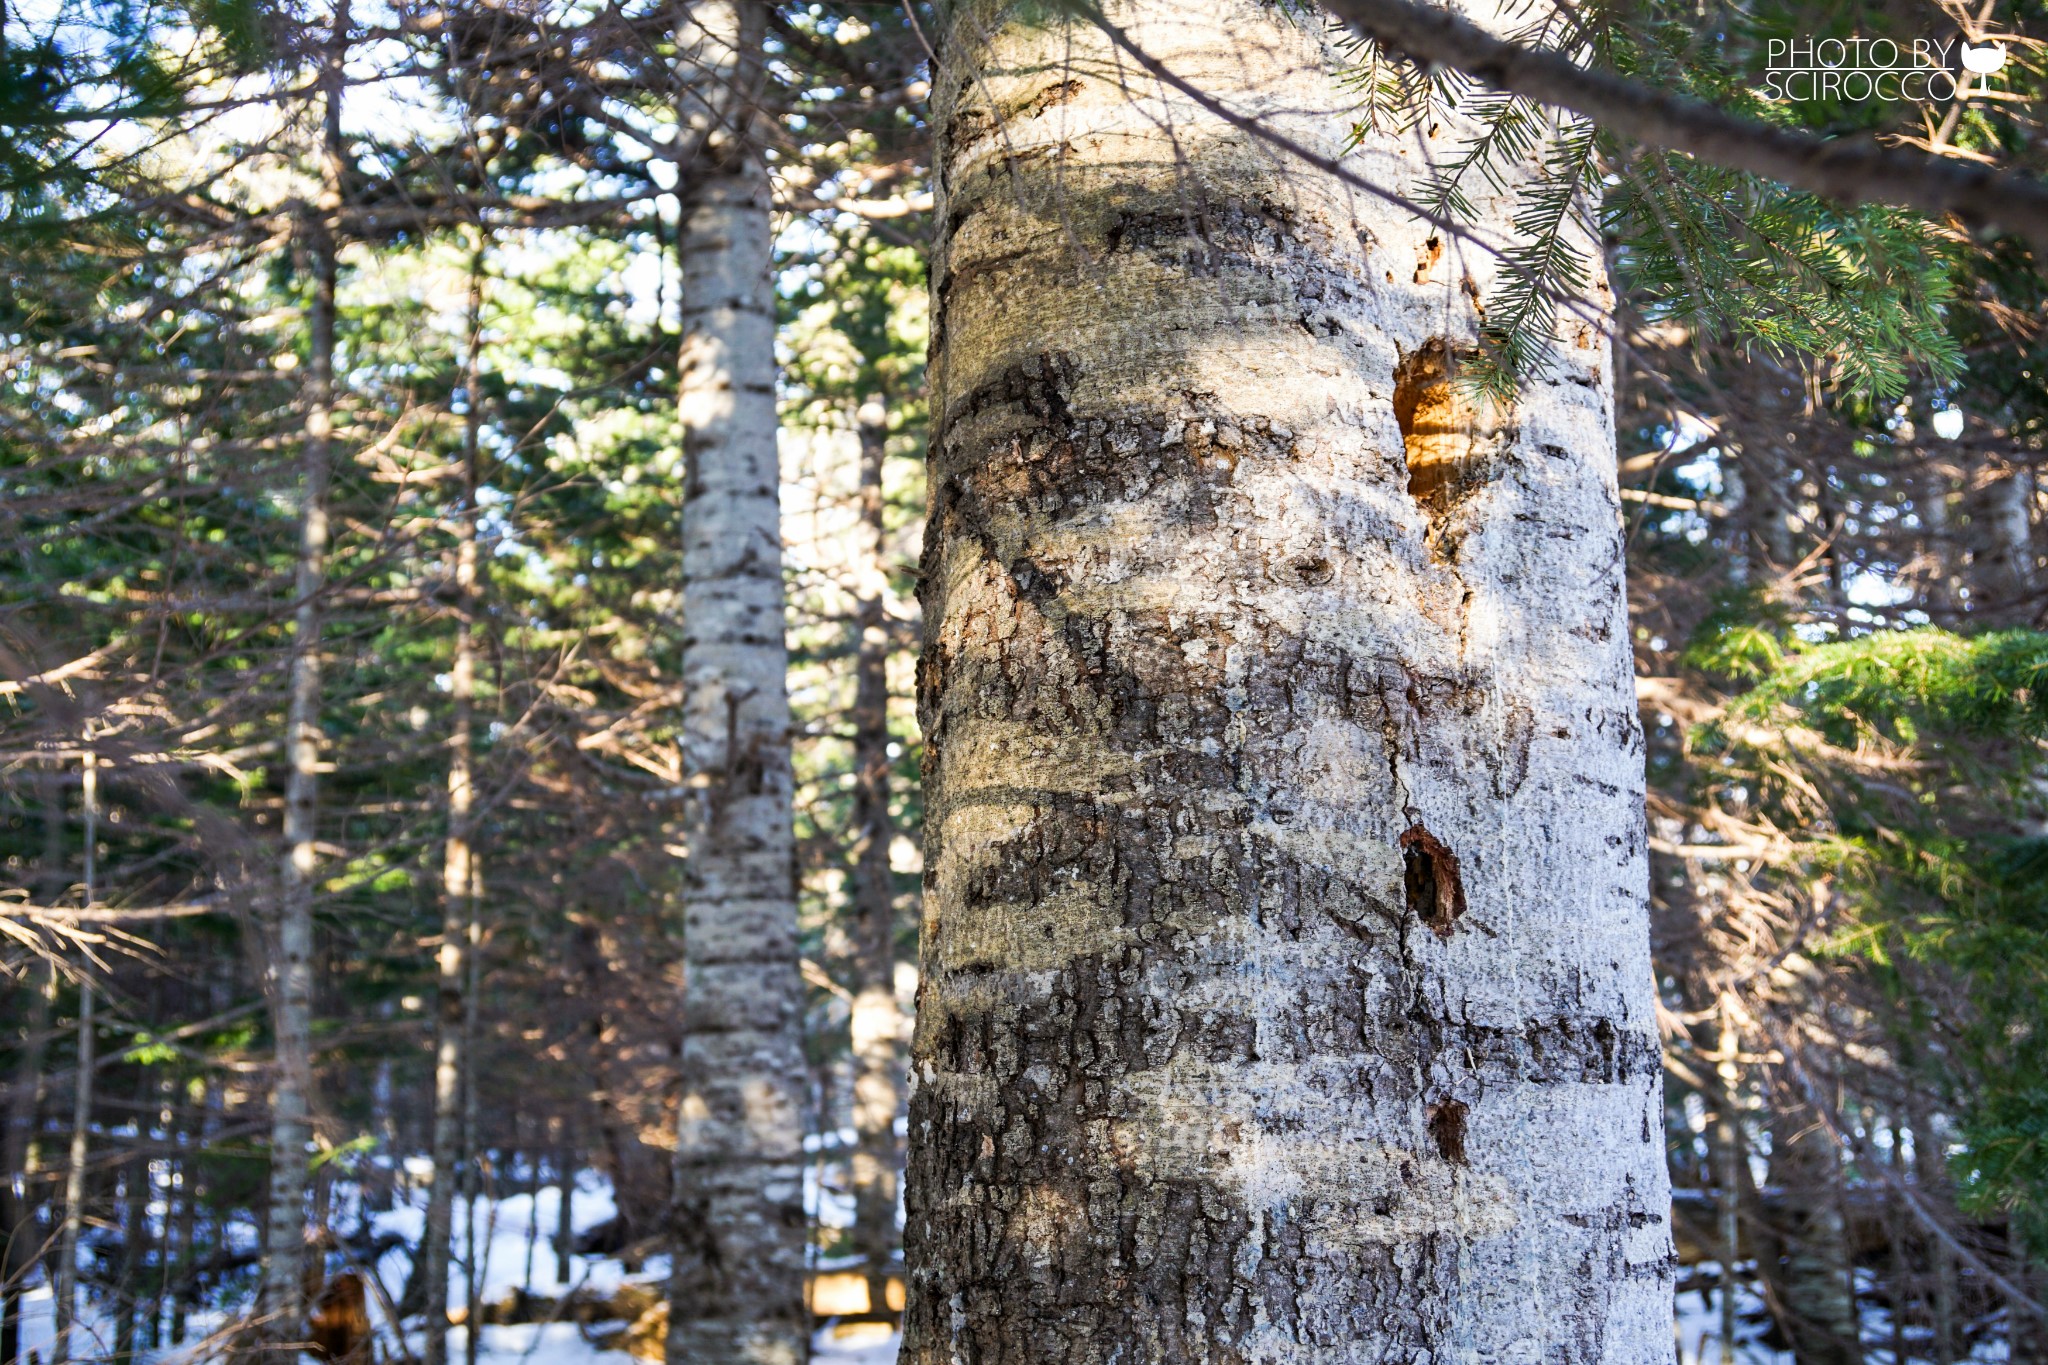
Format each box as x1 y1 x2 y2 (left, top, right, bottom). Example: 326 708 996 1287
665 1 810 1360
902 0 1673 1359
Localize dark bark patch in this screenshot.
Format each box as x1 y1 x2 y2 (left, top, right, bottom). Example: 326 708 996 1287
1025 79 1083 117
1426 1099 1468 1165
1412 235 1443 284
1399 820 1466 937
1491 698 1534 799
1287 555 1333 586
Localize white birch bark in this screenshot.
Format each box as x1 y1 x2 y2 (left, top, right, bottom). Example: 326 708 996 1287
903 2 1673 1359
664 3 809 1361
261 5 347 1348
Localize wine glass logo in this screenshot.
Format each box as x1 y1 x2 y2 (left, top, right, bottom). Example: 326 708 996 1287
1960 41 2008 73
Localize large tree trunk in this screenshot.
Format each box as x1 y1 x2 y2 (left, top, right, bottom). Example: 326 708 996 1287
261 5 348 1350
902 2 1674 1360
663 2 809 1361
849 399 905 1316
423 236 485 1365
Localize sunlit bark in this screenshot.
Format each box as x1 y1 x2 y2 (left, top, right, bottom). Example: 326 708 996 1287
904 2 1673 1358
664 3 809 1360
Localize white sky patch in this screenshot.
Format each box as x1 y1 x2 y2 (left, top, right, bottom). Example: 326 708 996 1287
1846 566 1915 609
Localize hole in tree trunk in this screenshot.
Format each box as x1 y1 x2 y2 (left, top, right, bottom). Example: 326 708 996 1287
1394 338 1473 517
1400 820 1466 937
1427 1100 1469 1164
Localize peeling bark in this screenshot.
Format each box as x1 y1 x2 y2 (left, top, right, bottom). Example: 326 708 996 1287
902 2 1672 1360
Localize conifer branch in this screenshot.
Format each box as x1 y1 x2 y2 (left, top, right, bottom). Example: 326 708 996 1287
1320 0 2048 252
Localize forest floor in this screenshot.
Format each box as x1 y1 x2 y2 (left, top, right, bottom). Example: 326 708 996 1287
11 1170 901 1364
1672 1263 2011 1363
8 1175 2002 1363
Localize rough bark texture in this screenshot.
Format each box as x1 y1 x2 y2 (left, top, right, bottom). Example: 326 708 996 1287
664 3 809 1361
262 8 347 1347
850 401 907 1313
423 245 484 1365
902 3 1673 1361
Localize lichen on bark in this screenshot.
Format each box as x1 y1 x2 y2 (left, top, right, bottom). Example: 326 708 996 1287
901 1 1674 1361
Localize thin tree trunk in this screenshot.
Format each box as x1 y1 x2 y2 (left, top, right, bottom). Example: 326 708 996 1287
150 1069 177 1353
1883 1116 1910 1365
1765 1098 1862 1364
2007 1260 2046 1364
1919 462 1959 622
424 229 485 1365
1908 1096 1957 1365
369 1004 395 1214
903 2 1673 1359
522 1145 540 1294
0 768 64 1364
55 749 98 1365
462 877 484 1365
1969 460 2036 622
172 1078 204 1347
848 398 904 1319
116 1067 152 1362
261 5 349 1350
553 1143 573 1287
1715 1005 1743 1365
664 2 810 1360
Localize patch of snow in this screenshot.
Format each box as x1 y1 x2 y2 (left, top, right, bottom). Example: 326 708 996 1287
814 1320 901 1364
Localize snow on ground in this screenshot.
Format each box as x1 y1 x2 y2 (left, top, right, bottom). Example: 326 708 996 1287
367 1167 656 1307
364 1170 668 1362
1671 1264 2009 1364
439 1322 642 1365
814 1321 903 1363
17 1173 2010 1365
